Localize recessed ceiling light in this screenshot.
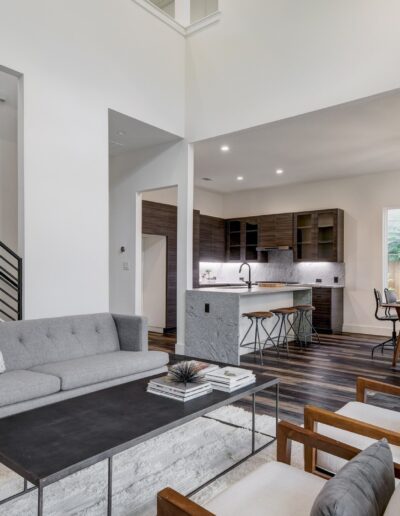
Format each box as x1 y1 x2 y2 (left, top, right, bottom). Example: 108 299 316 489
276 169 284 175
237 176 244 181
220 145 230 152
117 130 126 136
202 177 213 181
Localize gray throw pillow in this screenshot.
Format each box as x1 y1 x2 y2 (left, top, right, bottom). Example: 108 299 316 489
310 439 395 516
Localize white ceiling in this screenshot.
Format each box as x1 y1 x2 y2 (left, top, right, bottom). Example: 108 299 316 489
194 90 400 193
108 109 181 156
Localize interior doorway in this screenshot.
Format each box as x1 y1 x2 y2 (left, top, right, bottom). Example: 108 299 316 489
142 186 178 338
142 234 167 333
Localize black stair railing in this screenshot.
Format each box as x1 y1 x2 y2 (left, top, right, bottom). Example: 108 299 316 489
0 241 22 321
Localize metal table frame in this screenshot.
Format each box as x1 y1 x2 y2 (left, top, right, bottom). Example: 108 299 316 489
0 380 279 515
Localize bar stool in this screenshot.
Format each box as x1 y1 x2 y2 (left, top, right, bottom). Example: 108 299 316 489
240 311 274 365
293 304 320 347
268 307 298 355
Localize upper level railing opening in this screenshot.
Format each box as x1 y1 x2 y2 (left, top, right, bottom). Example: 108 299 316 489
136 0 220 34
0 241 23 321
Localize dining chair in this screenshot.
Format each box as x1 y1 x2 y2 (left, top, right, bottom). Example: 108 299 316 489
371 289 398 358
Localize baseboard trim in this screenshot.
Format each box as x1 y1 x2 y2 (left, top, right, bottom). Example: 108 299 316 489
342 324 393 337
175 343 185 355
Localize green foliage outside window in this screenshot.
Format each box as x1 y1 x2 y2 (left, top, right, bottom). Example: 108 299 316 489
388 210 400 262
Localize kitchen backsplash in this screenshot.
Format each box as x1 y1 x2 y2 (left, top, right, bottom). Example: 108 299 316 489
199 250 345 286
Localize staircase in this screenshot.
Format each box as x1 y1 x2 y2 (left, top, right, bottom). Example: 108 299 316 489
0 241 22 321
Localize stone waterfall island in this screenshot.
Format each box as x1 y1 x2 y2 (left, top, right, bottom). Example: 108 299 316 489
185 285 312 365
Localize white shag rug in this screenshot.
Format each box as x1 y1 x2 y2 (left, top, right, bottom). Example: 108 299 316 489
0 406 303 515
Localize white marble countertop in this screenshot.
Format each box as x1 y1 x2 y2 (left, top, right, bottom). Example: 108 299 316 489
197 282 345 290
190 285 312 296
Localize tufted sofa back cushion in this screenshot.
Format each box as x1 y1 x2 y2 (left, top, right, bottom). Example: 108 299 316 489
0 313 120 371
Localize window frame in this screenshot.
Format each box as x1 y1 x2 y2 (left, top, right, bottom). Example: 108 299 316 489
382 206 400 293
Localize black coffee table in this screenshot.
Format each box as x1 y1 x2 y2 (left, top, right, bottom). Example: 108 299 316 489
0 373 279 515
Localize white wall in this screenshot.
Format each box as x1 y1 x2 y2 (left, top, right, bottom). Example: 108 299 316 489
143 186 223 217
221 170 400 336
109 140 193 352
0 0 185 319
186 0 400 141
0 140 18 251
0 73 18 251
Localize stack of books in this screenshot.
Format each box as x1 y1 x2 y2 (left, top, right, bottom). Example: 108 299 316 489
147 376 212 402
205 367 256 393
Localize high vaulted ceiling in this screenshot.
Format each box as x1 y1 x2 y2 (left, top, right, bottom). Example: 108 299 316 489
194 89 400 193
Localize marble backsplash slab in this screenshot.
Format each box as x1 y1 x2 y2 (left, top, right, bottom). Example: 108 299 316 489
199 250 345 286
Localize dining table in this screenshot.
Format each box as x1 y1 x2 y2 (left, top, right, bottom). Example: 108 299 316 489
381 302 400 368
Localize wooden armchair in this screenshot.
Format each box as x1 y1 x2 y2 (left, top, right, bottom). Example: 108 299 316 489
157 420 362 516
304 377 400 476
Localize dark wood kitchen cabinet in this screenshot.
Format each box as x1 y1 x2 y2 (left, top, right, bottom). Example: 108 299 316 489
258 213 293 248
294 209 344 262
312 287 343 334
225 218 266 262
199 215 226 262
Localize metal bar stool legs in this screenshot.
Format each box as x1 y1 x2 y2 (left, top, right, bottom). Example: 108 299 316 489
268 308 298 356
293 305 320 347
240 311 274 365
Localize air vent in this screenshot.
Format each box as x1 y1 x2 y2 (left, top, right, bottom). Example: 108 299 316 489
202 177 213 181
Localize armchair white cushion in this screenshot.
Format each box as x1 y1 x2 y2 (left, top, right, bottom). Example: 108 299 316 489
204 462 326 516
384 484 400 516
316 401 400 474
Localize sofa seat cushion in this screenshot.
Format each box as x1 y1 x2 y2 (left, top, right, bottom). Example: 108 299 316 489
31 351 169 390
0 370 61 407
204 461 325 516
316 401 400 474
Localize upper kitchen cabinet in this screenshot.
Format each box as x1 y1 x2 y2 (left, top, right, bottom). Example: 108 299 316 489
294 209 344 262
258 213 293 249
199 215 226 262
226 218 266 262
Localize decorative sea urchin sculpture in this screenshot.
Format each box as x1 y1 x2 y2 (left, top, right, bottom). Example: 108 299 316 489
168 361 203 385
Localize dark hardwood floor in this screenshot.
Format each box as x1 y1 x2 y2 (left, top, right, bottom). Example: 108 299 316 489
149 332 400 424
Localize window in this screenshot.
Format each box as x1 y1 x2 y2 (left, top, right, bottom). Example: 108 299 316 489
384 208 400 292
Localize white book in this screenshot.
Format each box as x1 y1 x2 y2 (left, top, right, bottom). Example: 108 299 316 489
207 374 256 387
149 376 211 395
206 367 254 384
147 382 211 398
210 376 256 393
147 385 212 402
194 361 220 375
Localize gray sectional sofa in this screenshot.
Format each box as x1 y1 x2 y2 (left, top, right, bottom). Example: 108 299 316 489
0 313 169 418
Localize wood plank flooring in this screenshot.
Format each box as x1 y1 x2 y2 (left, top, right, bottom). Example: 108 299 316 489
149 332 400 424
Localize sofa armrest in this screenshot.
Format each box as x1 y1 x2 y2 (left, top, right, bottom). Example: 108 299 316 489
356 377 400 403
112 314 148 352
157 488 214 516
304 405 400 477
277 420 360 479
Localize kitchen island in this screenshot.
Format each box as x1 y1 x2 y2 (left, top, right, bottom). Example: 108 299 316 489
185 285 312 365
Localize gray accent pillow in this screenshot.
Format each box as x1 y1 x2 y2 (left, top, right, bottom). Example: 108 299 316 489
311 439 395 516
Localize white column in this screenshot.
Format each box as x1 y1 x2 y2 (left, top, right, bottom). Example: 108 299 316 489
133 191 143 315
175 0 191 27
175 142 194 354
